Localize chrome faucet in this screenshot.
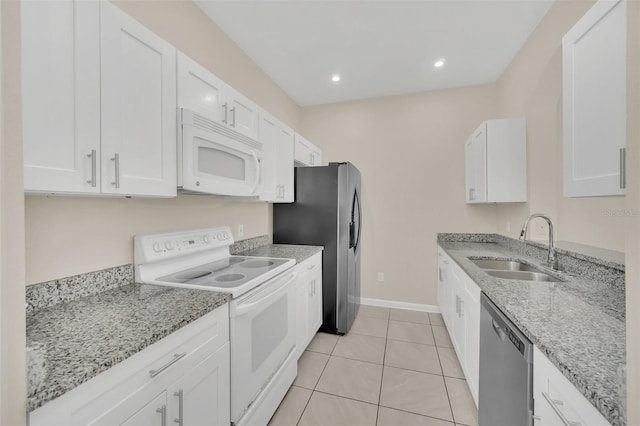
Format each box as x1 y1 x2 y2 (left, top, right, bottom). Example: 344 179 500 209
519 213 558 270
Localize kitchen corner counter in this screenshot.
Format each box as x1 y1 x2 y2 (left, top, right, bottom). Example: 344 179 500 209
26 282 229 412
437 234 625 426
236 244 323 263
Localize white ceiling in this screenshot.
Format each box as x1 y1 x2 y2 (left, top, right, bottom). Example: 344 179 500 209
195 1 554 106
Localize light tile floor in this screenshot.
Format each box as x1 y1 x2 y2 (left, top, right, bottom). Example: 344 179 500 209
269 306 478 426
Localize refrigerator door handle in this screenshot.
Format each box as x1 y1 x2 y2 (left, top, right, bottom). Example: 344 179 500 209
350 188 362 251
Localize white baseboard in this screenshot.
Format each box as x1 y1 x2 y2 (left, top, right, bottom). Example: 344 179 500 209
360 297 440 313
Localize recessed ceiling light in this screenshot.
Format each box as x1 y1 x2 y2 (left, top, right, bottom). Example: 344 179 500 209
331 74 341 82
434 59 445 68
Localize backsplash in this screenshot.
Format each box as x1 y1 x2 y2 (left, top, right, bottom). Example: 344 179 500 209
26 235 272 313
230 234 272 254
25 265 133 313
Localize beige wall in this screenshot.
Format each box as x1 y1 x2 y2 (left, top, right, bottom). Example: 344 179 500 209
299 85 499 305
495 0 626 251
1 1 26 424
625 1 639 423
24 0 301 285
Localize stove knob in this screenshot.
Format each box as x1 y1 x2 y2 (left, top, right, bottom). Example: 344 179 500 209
203 235 211 244
164 241 174 250
152 242 162 253
223 231 230 240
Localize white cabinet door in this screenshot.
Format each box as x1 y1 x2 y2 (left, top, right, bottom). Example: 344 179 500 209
437 249 451 328
563 0 626 197
177 52 228 124
295 277 310 360
294 134 312 166
449 265 466 357
463 277 480 406
227 88 260 141
311 148 322 167
22 0 101 194
100 1 177 197
307 258 323 336
119 392 167 426
258 109 279 202
533 347 610 426
465 125 487 203
167 343 231 426
276 124 295 202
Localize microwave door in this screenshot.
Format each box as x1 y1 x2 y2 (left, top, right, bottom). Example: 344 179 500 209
181 124 260 196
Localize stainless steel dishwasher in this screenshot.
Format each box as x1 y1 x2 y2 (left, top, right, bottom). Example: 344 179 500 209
478 293 534 426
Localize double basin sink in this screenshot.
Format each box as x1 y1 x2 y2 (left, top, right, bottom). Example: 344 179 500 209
470 259 563 282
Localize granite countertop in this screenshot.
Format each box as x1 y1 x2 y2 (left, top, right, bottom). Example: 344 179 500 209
26 283 229 411
236 243 323 263
438 234 625 426
26 240 321 413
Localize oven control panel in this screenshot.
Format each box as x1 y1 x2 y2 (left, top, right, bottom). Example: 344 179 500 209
135 226 234 263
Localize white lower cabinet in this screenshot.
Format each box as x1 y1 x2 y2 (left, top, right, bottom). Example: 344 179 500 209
533 347 610 426
29 305 230 426
294 253 323 359
437 246 481 406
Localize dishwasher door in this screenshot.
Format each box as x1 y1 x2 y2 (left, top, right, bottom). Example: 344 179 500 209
478 293 533 426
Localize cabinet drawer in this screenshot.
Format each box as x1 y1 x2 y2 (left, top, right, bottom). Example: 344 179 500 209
533 347 610 426
30 304 229 425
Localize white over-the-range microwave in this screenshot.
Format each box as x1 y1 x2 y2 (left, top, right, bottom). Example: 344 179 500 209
177 108 262 197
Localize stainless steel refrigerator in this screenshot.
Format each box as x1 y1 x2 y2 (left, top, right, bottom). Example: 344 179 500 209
273 162 362 335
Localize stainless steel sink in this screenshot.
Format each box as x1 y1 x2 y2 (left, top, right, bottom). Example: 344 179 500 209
485 270 561 282
471 259 541 273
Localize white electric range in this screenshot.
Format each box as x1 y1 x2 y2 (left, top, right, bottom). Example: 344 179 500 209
134 226 298 426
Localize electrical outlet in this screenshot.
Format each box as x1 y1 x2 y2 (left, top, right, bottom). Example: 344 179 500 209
377 272 384 282
238 224 244 238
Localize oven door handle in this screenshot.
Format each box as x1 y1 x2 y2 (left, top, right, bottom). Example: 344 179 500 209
232 272 297 317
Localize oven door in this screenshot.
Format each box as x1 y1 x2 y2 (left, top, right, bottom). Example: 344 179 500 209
229 270 297 423
180 109 261 196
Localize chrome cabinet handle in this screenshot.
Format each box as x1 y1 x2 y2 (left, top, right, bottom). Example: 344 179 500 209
149 352 186 378
620 148 626 189
469 188 475 201
222 102 228 124
541 392 581 426
455 295 460 315
459 299 464 317
87 150 97 187
231 106 236 127
156 405 167 426
173 389 184 425
438 268 443 282
111 153 120 188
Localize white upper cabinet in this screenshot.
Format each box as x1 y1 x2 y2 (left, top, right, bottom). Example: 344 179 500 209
22 0 176 197
258 109 294 203
294 134 322 166
562 0 626 197
22 0 101 194
100 1 177 197
177 52 228 124
276 124 295 202
465 118 527 204
227 88 260 141
177 53 259 141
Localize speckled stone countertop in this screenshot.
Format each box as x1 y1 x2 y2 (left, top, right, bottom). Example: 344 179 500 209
235 244 323 263
26 237 320 413
438 234 625 426
26 283 229 411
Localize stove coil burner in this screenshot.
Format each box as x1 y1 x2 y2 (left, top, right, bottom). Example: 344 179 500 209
215 273 246 282
241 260 275 268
